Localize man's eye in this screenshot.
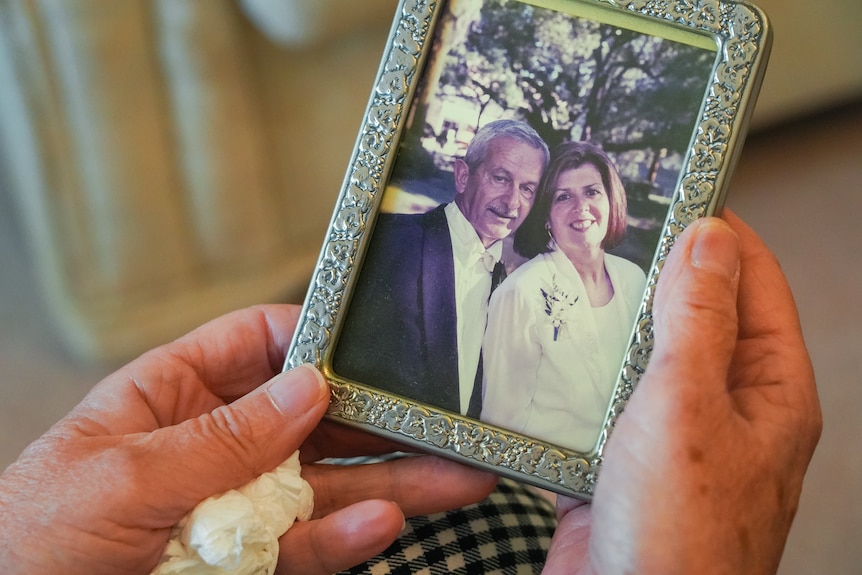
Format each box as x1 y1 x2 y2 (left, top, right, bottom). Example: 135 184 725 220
521 187 535 198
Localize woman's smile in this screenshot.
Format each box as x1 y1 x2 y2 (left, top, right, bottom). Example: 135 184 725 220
567 216 597 232
548 164 610 251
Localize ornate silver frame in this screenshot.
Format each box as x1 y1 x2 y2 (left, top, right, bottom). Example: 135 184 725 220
285 0 771 498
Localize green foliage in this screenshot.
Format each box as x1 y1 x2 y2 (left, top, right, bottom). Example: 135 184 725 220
437 0 714 152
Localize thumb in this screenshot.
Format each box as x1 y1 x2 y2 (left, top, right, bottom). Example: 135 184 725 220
585 219 742 574
139 364 329 517
647 217 741 394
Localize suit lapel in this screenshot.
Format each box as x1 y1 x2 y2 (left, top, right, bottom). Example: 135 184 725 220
420 205 459 411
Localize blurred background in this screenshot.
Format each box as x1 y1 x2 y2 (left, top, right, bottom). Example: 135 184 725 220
0 1 859 573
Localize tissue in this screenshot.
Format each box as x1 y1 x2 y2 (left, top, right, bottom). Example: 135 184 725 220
151 451 313 575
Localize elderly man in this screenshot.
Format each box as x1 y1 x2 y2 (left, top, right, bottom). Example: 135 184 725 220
334 119 549 417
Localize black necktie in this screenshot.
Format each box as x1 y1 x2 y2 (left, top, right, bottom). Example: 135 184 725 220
467 261 506 419
490 260 506 293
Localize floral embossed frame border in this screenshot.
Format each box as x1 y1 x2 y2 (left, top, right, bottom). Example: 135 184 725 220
285 0 771 498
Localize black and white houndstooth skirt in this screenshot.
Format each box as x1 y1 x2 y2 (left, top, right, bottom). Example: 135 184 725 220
340 477 557 575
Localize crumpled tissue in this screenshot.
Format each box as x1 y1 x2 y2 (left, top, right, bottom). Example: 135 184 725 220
150 451 313 575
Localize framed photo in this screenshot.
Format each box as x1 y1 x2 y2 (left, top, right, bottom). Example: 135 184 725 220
286 0 771 498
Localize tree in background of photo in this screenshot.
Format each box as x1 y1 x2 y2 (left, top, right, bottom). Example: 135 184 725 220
389 0 715 270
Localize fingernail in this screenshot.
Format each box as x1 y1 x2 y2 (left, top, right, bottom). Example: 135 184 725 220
265 364 328 415
691 219 740 279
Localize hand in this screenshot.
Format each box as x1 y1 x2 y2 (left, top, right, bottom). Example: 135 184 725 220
544 212 822 574
0 305 497 575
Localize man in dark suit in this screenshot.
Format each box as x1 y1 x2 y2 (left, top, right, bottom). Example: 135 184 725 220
333 119 549 417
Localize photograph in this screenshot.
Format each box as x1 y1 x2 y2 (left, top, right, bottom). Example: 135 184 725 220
332 0 716 454
285 0 771 496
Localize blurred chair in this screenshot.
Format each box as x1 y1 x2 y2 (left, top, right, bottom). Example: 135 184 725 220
0 0 396 361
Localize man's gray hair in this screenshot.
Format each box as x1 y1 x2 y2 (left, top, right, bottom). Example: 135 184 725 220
463 119 550 171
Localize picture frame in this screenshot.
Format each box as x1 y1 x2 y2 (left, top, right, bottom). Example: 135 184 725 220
285 0 771 498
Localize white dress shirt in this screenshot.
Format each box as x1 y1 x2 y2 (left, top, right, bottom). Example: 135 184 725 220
481 249 646 452
444 202 502 415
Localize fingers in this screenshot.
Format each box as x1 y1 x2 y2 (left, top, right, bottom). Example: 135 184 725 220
543 498 592 575
277 458 497 573
723 210 803 345
634 210 819 476
68 305 305 433
647 217 741 399
299 420 413 463
723 211 814 388
575 212 820 575
158 304 303 401
721 211 822 446
277 500 405 575
303 455 498 519
136 364 330 522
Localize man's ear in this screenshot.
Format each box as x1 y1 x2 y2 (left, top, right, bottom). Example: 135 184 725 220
453 158 470 195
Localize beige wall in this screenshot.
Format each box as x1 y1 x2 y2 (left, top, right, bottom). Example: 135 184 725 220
748 0 862 128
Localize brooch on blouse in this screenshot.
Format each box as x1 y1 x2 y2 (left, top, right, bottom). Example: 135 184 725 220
541 277 578 341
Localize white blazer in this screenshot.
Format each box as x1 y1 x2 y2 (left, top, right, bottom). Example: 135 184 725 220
480 249 646 452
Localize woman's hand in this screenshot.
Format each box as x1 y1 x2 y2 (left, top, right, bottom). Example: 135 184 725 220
544 211 822 574
0 305 497 575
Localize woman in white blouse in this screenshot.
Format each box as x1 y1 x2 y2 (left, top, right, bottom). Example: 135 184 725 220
480 142 646 452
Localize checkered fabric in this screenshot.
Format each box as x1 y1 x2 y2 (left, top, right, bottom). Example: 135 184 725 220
339 477 557 575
